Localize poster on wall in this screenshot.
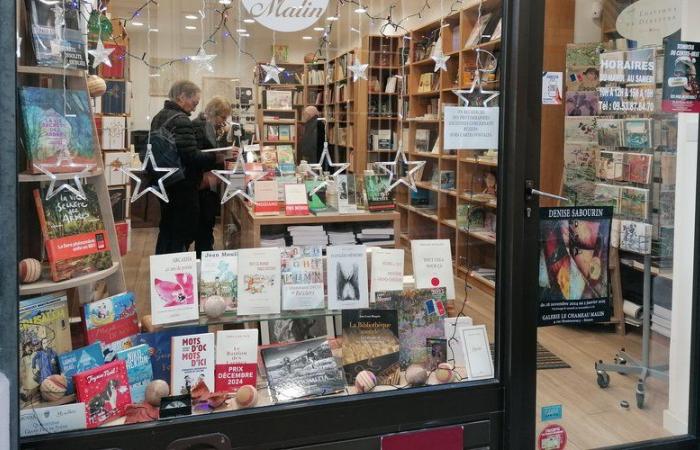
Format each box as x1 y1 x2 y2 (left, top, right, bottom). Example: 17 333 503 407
598 48 656 113
443 106 499 149
538 206 613 327
662 39 700 113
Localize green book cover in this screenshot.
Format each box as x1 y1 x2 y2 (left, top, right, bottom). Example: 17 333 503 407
305 180 328 212
364 175 395 211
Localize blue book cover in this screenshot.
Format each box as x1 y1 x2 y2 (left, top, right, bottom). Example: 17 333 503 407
103 80 126 115
117 344 153 403
57 342 105 394
131 326 207 382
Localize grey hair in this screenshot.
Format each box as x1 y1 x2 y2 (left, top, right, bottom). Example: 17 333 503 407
168 80 201 101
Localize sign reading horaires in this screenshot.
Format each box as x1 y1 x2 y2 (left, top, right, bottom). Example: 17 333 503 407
243 0 329 32
443 106 499 150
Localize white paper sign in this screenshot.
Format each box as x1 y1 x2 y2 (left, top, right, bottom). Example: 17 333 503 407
542 72 563 105
461 325 494 380
443 106 499 150
616 0 680 46
243 0 329 32
20 403 87 437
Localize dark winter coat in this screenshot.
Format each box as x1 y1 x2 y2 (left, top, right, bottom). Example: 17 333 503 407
191 113 228 150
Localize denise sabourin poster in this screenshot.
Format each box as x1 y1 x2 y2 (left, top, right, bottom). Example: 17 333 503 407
538 206 613 326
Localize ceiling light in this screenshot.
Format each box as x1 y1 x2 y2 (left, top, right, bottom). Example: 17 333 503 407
185 14 198 20
314 27 325 31
231 78 240 82
302 36 313 40
219 0 232 4
149 28 159 32
185 25 197 30
131 21 144 26
240 33 250 37
243 18 255 23
354 7 367 13
326 15 338 21
236 28 247 33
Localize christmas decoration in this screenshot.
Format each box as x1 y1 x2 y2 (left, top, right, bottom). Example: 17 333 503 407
121 144 178 203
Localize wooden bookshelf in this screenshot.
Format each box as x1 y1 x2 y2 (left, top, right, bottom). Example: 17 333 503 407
324 50 356 167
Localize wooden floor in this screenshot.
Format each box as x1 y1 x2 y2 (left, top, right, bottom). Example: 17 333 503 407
126 227 673 449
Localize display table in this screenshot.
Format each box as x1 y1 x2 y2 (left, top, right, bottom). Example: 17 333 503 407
238 205 401 248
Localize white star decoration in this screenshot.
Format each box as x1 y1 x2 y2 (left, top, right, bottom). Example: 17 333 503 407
211 152 265 205
373 149 426 193
261 56 285 84
431 51 449 72
307 142 350 196
34 158 95 201
121 144 178 203
348 59 369 82
452 71 500 107
190 48 216 73
88 38 114 69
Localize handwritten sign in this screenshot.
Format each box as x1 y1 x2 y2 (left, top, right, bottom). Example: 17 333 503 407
443 106 499 150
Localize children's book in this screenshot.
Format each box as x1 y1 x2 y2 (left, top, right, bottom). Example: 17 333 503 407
199 250 238 313
74 360 131 428
58 342 105 395
149 252 199 325
116 344 153 403
83 292 139 347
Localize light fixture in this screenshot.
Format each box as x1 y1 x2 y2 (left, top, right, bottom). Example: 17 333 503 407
350 27 360 33
243 18 255 23
131 21 144 27
219 0 232 4
240 33 250 37
302 36 313 40
185 25 197 30
314 27 325 31
326 15 338 21
236 28 247 33
185 14 198 20
149 28 159 32
231 78 240 82
354 6 367 13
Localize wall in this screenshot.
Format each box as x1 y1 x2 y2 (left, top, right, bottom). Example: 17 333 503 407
573 0 601 43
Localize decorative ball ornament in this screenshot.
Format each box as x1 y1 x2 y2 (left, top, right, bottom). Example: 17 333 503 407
145 379 170 406
354 370 377 393
203 295 227 319
40 374 67 402
19 258 42 283
87 75 107 97
435 363 455 383
405 364 429 386
235 385 258 408
304 53 317 63
88 10 113 37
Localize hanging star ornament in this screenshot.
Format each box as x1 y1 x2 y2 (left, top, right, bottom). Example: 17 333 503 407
190 47 216 73
348 59 369 82
88 38 114 68
211 152 265 205
431 50 449 72
307 142 350 196
121 144 178 203
373 149 426 193
34 160 95 201
453 71 500 107
261 56 284 84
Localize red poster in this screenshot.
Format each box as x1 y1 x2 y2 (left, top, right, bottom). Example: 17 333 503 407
381 426 463 450
538 424 567 450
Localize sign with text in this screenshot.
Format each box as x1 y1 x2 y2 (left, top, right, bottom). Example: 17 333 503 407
243 0 329 32
538 207 613 326
616 0 680 46
662 39 700 113
542 72 563 105
598 48 656 113
382 426 463 450
443 106 499 150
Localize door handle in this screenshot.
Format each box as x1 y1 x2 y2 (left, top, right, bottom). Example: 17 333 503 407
525 180 569 203
166 433 231 450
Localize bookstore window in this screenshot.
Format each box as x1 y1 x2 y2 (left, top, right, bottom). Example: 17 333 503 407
534 0 699 448
15 0 502 440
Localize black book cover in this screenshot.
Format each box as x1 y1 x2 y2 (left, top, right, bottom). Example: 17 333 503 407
341 309 400 385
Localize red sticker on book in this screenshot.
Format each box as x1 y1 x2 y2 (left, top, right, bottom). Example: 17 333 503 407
431 277 440 286
382 426 463 450
436 300 446 316
538 424 567 450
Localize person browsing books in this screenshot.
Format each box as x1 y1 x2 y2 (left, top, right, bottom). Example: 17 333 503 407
150 81 218 254
299 106 326 167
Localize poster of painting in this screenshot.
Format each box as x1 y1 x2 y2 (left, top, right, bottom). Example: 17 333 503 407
149 58 189 97
538 206 613 326
202 77 237 105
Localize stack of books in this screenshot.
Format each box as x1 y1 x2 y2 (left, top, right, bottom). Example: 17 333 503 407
328 230 357 245
287 225 329 247
260 234 287 247
356 227 395 247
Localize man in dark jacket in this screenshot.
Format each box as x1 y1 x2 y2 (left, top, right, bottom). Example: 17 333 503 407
150 80 217 254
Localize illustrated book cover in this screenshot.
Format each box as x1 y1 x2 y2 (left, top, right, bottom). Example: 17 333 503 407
215 329 258 392
130 326 208 382
116 344 153 404
170 332 216 395
341 309 400 385
150 252 199 325
237 247 282 315
58 342 105 395
26 0 87 69
411 239 456 300
281 246 325 310
101 116 126 150
199 250 238 313
364 175 395 211
327 245 369 310
104 151 131 186
82 291 139 347
74 360 131 428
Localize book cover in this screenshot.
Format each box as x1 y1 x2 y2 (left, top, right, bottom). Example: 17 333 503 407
276 145 296 173
327 245 369 310
411 240 456 300
115 220 130 256
364 175 395 212
130 326 208 382
440 171 456 190
341 309 400 385
19 87 98 173
457 204 470 231
370 248 404 301
116 344 153 403
284 184 310 216
104 151 131 186
305 180 328 213
281 246 325 310
564 117 598 144
426 338 447 370
102 80 126 115
170 332 216 395
415 129 431 152
33 185 112 282
20 402 87 437
335 174 358 213
624 118 653 149
74 360 131 428
101 116 126 150
261 146 279 171
237 247 282 315
200 250 238 313
83 292 139 347
58 342 105 395
99 43 126 79
26 0 86 69
254 180 280 215
109 186 128 222
149 252 200 325
565 91 600 116
620 220 653 254
19 295 71 403
215 329 258 392
376 288 447 369
261 338 345 402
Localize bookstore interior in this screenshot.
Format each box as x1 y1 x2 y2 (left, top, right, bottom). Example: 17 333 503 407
6 0 700 448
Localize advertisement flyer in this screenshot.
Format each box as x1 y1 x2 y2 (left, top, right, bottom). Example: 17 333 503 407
662 39 700 113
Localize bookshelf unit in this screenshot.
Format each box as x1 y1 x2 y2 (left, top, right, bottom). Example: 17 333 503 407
324 50 356 168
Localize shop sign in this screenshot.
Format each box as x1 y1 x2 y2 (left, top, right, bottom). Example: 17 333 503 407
616 0 680 46
662 39 700 113
541 404 563 422
538 207 613 327
19 402 87 437
243 0 329 32
443 106 499 150
542 72 563 105
598 48 656 113
538 424 568 450
381 425 463 450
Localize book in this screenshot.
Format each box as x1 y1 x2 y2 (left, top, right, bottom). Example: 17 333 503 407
418 73 434 93
415 129 431 152
33 185 112 282
370 248 405 301
19 87 98 173
58 343 105 395
364 175 395 211
103 80 126 115
215 329 258 392
376 288 447 369
327 245 369 310
457 204 470 231
115 220 130 256
261 337 346 402
199 250 238 313
335 174 358 213
281 246 325 310
564 117 598 144
620 220 653 254
104 152 130 186
82 292 139 347
20 402 87 437
130 326 208 382
411 240 456 300
305 180 328 213
276 145 296 173
170 332 216 395
260 146 279 171
149 252 200 325
623 118 653 149
26 0 87 69
443 316 474 368
265 90 293 109
116 344 153 403
465 12 493 48
440 170 456 190
237 247 282 315
341 309 400 385
19 295 71 403
74 360 131 428
593 183 621 213
101 116 126 150
109 186 128 221
254 180 280 215
284 183 310 216
426 338 447 370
